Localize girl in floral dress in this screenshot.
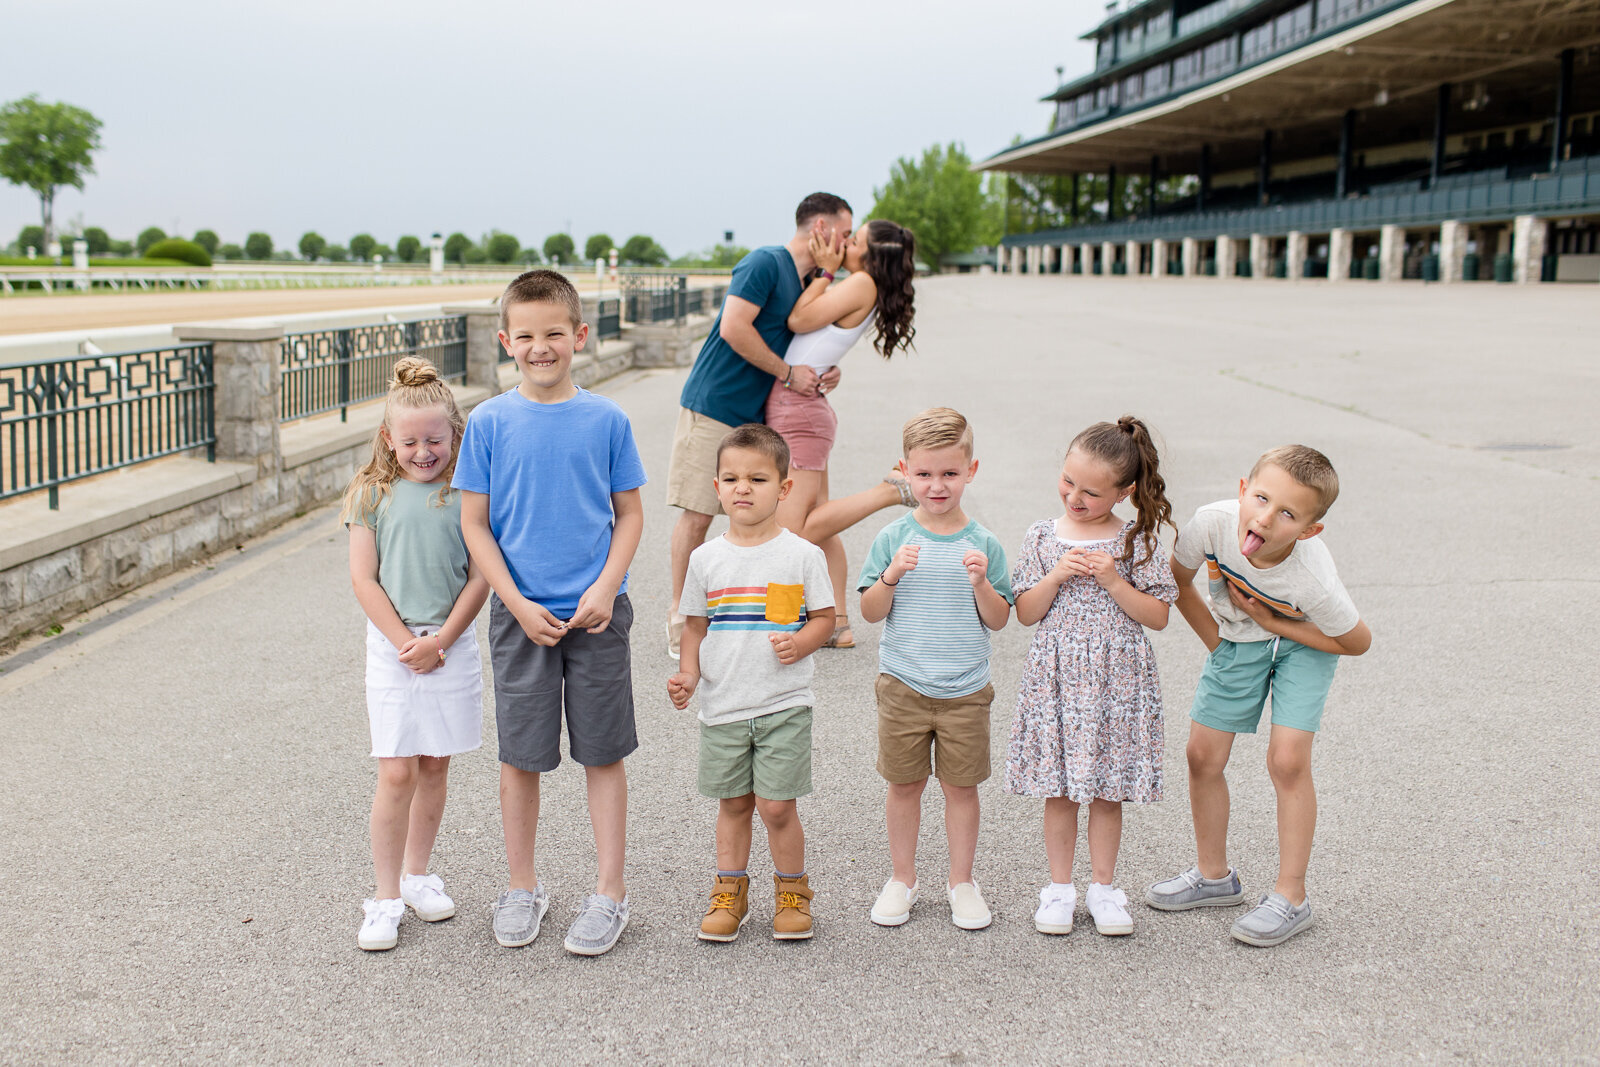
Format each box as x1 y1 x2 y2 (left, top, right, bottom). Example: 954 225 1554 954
1005 417 1177 937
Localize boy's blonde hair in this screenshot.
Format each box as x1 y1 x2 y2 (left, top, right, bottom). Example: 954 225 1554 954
1251 444 1339 520
338 357 465 523
901 406 973 458
500 269 583 331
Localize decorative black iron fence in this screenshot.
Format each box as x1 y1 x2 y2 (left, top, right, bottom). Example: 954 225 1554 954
594 298 622 340
0 344 215 509
621 274 710 324
280 316 466 422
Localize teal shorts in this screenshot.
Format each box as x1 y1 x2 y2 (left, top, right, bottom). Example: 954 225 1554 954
698 706 813 801
1190 638 1339 735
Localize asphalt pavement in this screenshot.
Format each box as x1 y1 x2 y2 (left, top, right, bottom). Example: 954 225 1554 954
2 273 1596 1064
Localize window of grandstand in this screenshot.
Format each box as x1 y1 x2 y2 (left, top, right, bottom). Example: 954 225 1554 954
1056 100 1074 128
1176 0 1232 37
1201 37 1234 76
1173 49 1203 88
1274 3 1313 48
1077 91 1097 116
1317 0 1384 29
1123 72 1145 105
1121 19 1144 57
1241 22 1272 62
1145 62 1170 98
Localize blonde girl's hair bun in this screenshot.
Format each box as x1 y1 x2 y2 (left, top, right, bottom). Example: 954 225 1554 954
392 356 439 388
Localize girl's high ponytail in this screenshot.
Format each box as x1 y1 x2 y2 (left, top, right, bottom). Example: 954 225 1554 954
1067 416 1173 566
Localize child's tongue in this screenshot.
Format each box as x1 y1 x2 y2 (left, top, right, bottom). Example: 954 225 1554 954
1241 531 1265 557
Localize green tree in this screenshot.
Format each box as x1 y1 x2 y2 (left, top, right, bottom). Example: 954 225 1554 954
244 232 273 260
443 232 472 264
620 234 668 266
542 232 575 264
298 231 326 260
349 233 376 261
374 243 393 261
325 244 349 263
136 227 167 256
395 235 421 263
17 224 44 252
0 95 102 248
486 232 520 263
584 233 614 261
521 246 544 265
217 243 242 260
109 239 133 256
192 229 219 255
869 142 1004 267
463 244 488 264
83 226 110 254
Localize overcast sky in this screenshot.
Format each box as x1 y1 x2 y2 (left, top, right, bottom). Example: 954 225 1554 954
3 0 1109 256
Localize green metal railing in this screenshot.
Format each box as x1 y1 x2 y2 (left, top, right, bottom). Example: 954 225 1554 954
1001 167 1600 248
0 343 215 509
280 316 466 422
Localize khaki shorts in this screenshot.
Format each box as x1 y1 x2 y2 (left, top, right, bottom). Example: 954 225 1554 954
875 673 994 787
667 407 733 516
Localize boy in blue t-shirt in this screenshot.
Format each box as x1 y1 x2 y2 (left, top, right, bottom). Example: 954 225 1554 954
455 270 646 957
858 408 1012 933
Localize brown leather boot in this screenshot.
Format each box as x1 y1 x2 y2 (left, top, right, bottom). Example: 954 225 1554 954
773 873 814 940
698 875 749 942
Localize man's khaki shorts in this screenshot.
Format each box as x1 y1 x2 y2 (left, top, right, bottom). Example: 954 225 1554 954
875 673 994 787
667 407 733 517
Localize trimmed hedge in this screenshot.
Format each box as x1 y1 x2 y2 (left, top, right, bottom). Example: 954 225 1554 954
141 239 212 267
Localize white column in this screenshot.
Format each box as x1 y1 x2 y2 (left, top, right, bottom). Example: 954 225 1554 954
1328 229 1352 281
1152 239 1169 278
1513 215 1548 284
1008 246 1022 274
428 233 445 275
1217 235 1237 278
1286 231 1307 280
1439 220 1468 283
1379 224 1404 282
1181 237 1199 277
1124 240 1140 275
1249 234 1269 280
1060 244 1072 276
1101 241 1116 275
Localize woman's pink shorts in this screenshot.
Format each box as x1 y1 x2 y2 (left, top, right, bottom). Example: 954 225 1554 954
764 378 838 472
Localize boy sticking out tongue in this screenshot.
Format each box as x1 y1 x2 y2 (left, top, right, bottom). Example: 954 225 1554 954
1147 445 1371 949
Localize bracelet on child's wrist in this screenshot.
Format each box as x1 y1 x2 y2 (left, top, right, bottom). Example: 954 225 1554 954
881 576 899 586
434 634 446 664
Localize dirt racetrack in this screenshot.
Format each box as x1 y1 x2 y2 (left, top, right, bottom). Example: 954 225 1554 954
0 285 513 336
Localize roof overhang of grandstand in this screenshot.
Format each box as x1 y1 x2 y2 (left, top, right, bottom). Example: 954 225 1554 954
978 0 1600 175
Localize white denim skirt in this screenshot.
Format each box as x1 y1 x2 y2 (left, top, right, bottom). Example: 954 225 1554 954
365 620 484 758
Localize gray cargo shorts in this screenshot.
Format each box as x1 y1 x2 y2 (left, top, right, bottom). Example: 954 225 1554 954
488 592 638 773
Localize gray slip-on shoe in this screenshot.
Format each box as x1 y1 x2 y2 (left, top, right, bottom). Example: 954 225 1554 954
1231 892 1314 947
564 893 629 956
1145 866 1246 911
493 885 549 948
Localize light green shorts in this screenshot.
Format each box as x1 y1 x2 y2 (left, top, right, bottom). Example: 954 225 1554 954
698 705 813 800
1190 637 1339 735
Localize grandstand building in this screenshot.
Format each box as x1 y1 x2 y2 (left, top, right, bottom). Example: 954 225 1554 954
979 0 1600 282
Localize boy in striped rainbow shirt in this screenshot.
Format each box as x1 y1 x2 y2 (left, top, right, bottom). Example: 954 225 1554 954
668 424 835 942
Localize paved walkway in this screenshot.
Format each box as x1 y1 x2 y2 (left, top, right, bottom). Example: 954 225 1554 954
3 275 1595 1062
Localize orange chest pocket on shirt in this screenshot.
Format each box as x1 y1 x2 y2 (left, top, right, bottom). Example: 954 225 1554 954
765 583 804 625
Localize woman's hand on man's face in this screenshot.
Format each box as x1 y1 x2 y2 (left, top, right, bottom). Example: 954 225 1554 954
809 231 845 273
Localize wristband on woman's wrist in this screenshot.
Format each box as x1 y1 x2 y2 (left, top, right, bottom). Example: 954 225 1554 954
782 368 794 389
819 270 835 281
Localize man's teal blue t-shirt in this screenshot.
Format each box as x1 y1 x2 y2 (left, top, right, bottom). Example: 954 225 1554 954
452 388 647 615
859 513 1014 699
679 246 802 427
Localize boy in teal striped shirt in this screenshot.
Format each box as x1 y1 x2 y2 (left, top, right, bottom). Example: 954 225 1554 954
859 408 1013 931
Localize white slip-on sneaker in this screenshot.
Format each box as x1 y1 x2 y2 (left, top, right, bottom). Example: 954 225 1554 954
1034 883 1077 935
358 897 404 951
947 881 992 931
400 872 456 922
870 879 919 927
1086 882 1134 936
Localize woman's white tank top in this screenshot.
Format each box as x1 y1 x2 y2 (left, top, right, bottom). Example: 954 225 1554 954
784 310 875 371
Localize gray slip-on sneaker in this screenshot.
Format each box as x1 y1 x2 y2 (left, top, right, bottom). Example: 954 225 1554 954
564 893 629 956
1231 892 1313 947
493 886 549 948
1145 866 1246 911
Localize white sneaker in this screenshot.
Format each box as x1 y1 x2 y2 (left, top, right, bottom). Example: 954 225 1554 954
400 872 457 922
947 881 992 930
1034 883 1077 935
358 897 404 951
1086 882 1133 936
870 879 919 926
